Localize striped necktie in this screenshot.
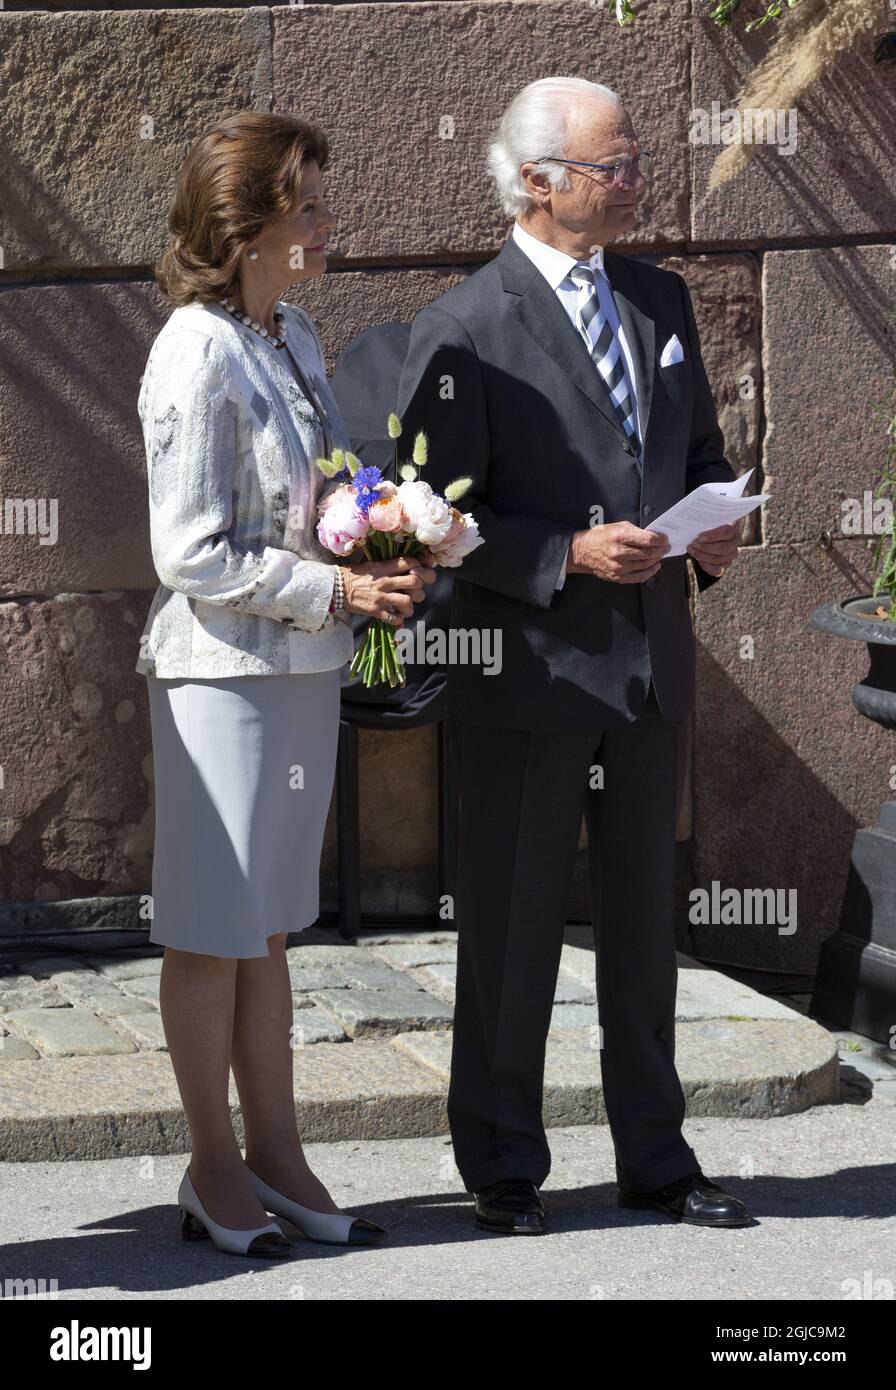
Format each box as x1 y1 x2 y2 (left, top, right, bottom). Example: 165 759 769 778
569 261 638 446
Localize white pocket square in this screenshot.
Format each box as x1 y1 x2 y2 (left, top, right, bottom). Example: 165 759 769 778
660 334 685 367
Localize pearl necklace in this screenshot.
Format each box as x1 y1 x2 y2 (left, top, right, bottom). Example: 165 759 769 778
219 298 287 349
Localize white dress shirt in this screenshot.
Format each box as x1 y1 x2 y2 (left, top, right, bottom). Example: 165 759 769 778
510 219 643 587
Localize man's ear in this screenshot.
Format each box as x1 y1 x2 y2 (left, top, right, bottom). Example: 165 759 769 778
519 164 551 208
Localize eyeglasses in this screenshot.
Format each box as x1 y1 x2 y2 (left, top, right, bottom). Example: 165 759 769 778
537 150 653 187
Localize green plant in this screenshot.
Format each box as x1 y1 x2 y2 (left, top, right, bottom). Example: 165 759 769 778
608 0 801 29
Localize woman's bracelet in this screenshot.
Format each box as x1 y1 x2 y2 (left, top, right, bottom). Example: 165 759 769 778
328 565 346 616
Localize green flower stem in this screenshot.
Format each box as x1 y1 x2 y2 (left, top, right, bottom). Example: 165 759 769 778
350 619 406 689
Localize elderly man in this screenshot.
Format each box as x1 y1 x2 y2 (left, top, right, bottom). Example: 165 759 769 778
397 76 749 1234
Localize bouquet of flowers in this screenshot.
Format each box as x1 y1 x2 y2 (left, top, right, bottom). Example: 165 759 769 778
314 414 484 687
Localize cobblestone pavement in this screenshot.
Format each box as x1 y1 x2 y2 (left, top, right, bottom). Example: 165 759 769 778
0 928 884 1161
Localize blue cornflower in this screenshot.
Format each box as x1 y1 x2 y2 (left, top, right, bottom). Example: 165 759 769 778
352 465 384 515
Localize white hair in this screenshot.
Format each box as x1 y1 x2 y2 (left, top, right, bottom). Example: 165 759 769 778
487 77 623 217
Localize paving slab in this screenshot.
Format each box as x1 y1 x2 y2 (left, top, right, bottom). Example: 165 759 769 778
674 965 808 1022
2 1007 137 1058
92 995 156 1019
118 977 160 1004
371 943 459 969
0 982 65 1011
0 1043 447 1159
0 1037 40 1062
410 962 457 1001
413 958 613 1009
87 955 164 981
49 972 131 1010
104 1011 168 1052
391 1016 839 1120
291 1041 448 1143
310 988 454 1038
351 931 457 947
289 959 420 993
675 1018 840 1116
289 1007 347 1047
284 945 383 968
392 1028 608 1127
0 1054 194 1160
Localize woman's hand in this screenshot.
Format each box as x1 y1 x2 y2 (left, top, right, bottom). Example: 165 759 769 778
341 555 436 627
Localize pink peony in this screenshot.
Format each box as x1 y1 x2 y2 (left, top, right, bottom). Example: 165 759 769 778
368 493 406 532
317 487 370 556
317 482 352 514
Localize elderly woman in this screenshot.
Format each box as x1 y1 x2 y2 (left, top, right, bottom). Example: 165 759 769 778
137 112 433 1257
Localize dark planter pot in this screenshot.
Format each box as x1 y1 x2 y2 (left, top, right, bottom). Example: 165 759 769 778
810 595 896 726
807 596 896 1044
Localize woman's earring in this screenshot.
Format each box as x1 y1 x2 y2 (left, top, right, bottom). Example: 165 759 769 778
248 248 259 261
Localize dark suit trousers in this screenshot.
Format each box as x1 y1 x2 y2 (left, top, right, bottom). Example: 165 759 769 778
447 681 699 1193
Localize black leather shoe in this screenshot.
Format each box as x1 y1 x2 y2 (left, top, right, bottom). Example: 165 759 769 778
617 1170 751 1227
473 1178 546 1234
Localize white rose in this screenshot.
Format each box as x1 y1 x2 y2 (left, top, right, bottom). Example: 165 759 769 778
396 479 453 544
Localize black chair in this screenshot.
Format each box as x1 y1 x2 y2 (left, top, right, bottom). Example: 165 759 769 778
327 322 459 935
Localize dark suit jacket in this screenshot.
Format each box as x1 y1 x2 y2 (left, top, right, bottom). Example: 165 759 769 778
395 232 737 731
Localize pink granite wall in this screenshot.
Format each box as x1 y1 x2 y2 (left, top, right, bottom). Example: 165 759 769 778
1 2 893 969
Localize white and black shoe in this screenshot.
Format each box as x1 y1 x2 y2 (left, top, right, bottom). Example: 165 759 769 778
245 1165 386 1246
178 1167 294 1257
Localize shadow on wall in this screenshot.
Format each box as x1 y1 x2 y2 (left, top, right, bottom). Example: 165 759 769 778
690 629 892 978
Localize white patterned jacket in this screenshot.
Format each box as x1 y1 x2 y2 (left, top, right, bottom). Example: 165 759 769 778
135 299 354 678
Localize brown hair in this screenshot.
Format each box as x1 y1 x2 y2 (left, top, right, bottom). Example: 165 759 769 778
155 111 330 306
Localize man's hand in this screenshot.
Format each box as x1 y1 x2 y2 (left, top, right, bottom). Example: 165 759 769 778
567 522 670 583
686 521 740 578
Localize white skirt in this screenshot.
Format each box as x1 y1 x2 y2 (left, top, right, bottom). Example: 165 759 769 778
146 669 341 958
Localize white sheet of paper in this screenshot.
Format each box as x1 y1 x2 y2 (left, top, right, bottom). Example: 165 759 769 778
646 469 769 557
